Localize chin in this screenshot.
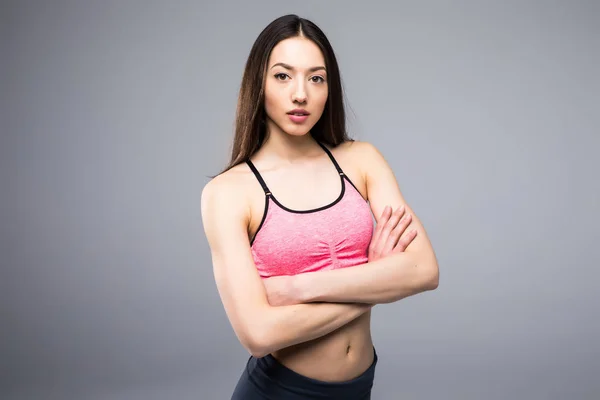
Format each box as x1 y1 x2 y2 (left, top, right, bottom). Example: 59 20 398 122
285 129 310 137
285 128 312 137
266 116 316 137
285 120 318 136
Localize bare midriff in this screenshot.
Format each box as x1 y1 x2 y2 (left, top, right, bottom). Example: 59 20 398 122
271 310 374 382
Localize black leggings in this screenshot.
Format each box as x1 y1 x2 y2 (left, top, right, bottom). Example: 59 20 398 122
230 348 378 399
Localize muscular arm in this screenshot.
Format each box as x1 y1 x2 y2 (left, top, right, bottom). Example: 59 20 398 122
201 176 371 358
288 141 439 305
295 251 437 305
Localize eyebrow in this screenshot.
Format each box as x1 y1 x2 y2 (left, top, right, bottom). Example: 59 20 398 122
270 62 326 72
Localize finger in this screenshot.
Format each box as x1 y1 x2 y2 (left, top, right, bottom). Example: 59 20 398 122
379 205 392 221
381 206 405 237
382 216 409 254
379 207 406 253
394 229 418 253
373 206 404 256
371 206 392 247
395 213 413 237
387 214 413 252
381 230 402 254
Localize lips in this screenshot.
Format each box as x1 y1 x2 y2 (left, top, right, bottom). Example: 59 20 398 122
287 108 310 116
287 109 310 124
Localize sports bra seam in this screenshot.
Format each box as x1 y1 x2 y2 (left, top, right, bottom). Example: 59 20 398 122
342 175 366 202
316 141 344 174
249 192 270 247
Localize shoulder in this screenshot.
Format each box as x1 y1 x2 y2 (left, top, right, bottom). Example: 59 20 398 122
334 139 382 159
333 139 387 176
201 164 253 231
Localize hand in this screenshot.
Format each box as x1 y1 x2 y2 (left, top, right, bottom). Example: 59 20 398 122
262 275 300 307
368 205 417 263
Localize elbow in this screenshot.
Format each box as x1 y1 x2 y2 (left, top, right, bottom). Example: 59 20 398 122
416 254 439 291
246 340 269 359
245 345 268 359
236 305 280 358
241 326 272 358
423 264 439 291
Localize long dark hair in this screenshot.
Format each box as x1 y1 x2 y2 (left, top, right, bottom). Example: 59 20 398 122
216 14 353 176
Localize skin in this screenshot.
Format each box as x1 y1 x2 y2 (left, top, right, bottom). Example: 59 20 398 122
201 36 439 383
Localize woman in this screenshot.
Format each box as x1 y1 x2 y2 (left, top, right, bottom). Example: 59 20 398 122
201 14 439 399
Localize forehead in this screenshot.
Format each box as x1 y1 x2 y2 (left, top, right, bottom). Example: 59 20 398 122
268 37 325 68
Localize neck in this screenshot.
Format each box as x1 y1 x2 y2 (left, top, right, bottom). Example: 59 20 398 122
259 122 321 164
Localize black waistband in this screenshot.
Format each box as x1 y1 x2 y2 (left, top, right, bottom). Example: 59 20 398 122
237 347 378 398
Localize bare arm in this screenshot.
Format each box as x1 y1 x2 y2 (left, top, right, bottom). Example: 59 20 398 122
201 176 372 358
268 141 439 305
294 251 436 304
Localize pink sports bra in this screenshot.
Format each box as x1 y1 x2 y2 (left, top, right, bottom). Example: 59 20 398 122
246 141 374 278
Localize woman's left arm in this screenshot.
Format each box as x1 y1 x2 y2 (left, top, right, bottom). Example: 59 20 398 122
264 141 439 305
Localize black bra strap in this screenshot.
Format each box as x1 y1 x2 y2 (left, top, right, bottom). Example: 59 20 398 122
247 142 343 195
246 160 271 195
316 141 345 175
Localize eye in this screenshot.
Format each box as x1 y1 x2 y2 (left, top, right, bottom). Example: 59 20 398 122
274 73 289 81
311 76 326 83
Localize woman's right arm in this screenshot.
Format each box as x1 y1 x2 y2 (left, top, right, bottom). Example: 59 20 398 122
201 177 371 358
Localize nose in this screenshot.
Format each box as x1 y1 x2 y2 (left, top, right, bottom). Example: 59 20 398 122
292 81 307 104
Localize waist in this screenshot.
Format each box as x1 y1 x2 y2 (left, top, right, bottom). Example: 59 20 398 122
271 311 373 382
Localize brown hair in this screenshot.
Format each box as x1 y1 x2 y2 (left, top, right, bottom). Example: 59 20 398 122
214 14 353 176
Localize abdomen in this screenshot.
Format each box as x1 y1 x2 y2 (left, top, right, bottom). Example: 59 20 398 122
271 311 374 382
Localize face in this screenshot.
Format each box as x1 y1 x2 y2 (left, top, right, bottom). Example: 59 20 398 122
263 36 329 137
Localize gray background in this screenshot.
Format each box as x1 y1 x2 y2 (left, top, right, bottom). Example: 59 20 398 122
2 0 599 399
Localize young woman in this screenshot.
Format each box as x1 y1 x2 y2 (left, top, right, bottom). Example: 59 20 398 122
201 14 439 399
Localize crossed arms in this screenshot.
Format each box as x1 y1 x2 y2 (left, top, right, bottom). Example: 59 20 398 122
201 141 439 357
